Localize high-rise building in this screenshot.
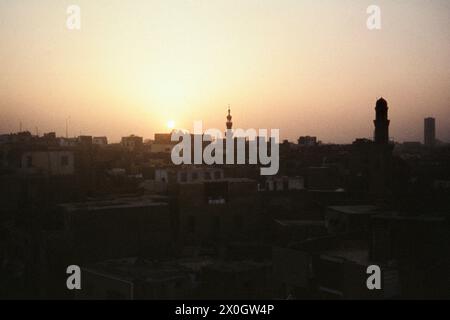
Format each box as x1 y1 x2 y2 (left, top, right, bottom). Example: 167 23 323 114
424 117 436 147
373 98 390 144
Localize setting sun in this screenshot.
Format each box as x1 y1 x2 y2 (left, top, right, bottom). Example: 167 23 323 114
167 120 176 130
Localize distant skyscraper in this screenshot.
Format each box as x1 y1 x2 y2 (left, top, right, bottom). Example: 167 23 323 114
424 117 436 146
373 97 390 144
226 105 233 130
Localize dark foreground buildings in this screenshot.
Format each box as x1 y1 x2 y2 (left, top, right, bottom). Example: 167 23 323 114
0 99 449 299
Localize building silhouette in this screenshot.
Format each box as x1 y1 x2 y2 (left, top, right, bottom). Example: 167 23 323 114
226 106 233 130
373 97 390 144
1 96 449 300
424 117 436 147
369 98 394 196
298 136 318 146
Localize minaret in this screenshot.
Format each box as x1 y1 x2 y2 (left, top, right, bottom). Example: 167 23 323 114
374 97 390 144
226 105 233 130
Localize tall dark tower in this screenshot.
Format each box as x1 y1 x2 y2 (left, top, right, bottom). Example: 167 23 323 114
226 105 233 130
424 117 436 147
374 97 390 144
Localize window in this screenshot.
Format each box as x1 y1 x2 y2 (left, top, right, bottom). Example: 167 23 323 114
180 172 187 182
204 172 211 180
192 172 198 181
61 155 69 166
214 171 221 180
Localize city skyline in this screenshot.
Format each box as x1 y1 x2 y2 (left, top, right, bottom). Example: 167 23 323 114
1 0 450 143
1 102 445 145
1 0 449 303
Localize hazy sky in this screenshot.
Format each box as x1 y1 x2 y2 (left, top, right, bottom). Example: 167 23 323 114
1 0 449 143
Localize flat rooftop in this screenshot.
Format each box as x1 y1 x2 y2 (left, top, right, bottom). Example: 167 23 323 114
372 214 446 222
180 177 256 185
84 257 185 283
83 257 214 283
320 240 370 265
205 260 271 273
327 205 379 215
320 248 370 265
59 195 168 212
275 220 326 227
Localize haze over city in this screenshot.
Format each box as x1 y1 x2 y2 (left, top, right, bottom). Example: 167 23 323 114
1 0 450 304
1 0 449 143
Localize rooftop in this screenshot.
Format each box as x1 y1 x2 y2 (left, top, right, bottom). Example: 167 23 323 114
327 205 379 215
180 177 256 185
275 220 326 227
372 214 446 222
59 195 168 212
83 257 186 283
83 257 214 283
320 248 370 265
205 260 271 273
319 239 370 265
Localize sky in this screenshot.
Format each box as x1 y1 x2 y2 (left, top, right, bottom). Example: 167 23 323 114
0 0 449 143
